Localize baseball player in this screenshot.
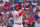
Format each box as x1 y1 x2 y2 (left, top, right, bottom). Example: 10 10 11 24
13 3 26 27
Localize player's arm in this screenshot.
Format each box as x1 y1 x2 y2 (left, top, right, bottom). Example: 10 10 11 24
16 10 24 17
16 8 28 17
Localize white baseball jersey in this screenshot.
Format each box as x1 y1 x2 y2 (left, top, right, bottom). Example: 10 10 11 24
13 10 23 24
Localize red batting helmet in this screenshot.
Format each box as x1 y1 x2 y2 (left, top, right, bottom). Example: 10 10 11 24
15 3 20 7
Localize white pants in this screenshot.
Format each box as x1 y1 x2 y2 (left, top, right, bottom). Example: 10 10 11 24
13 24 23 27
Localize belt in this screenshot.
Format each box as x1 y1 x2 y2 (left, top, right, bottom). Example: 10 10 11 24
15 23 21 25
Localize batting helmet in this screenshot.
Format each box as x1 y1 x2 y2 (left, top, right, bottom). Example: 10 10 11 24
15 3 20 7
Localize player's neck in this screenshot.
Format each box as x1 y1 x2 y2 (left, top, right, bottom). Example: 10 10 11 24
17 10 20 12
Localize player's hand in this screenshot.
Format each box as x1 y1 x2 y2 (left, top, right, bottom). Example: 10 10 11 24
22 8 25 10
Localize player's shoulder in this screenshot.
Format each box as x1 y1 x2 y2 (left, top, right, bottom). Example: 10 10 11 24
14 10 17 12
13 10 18 13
